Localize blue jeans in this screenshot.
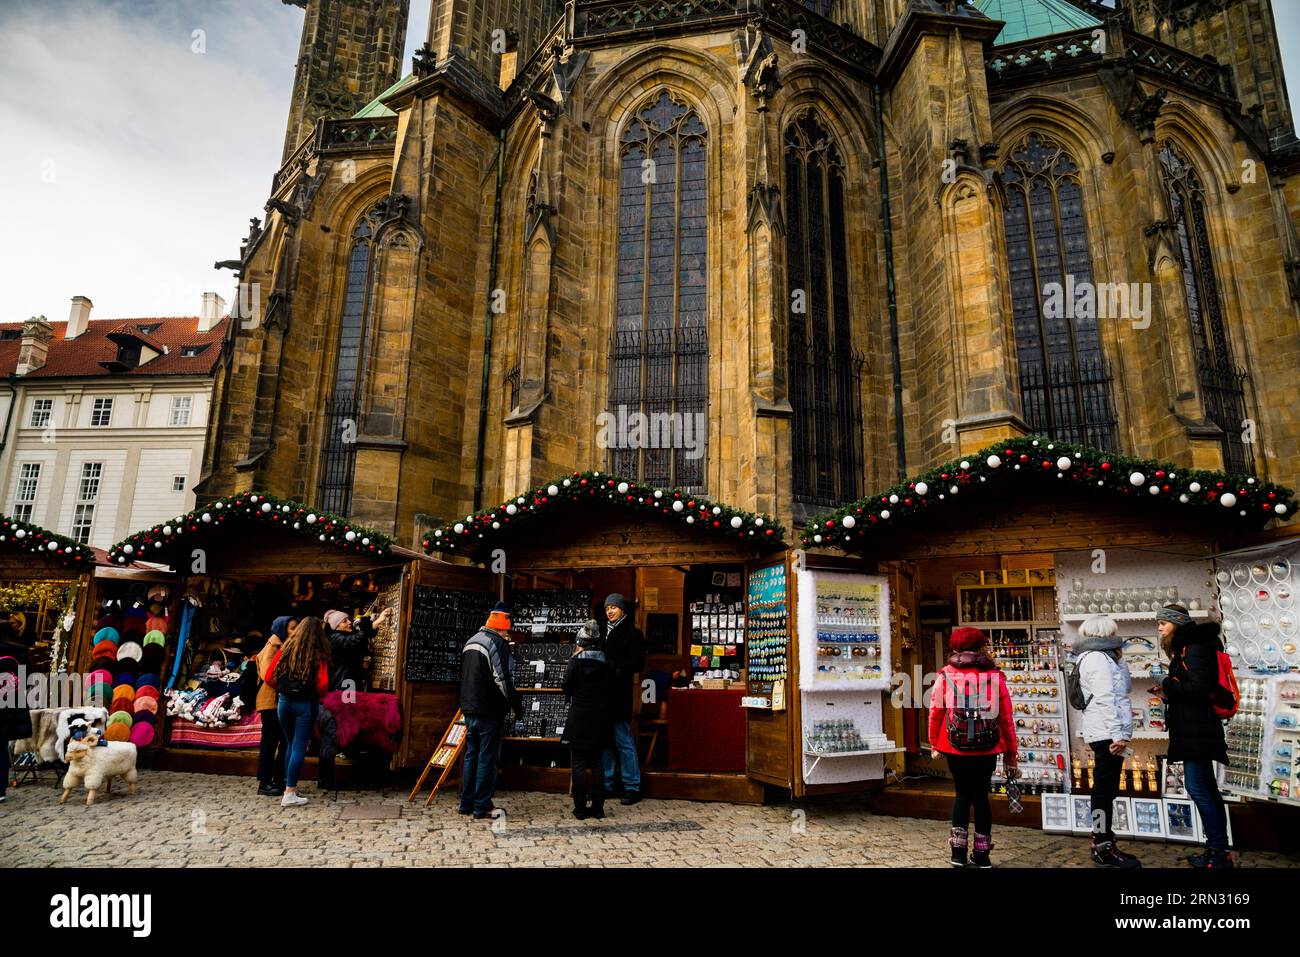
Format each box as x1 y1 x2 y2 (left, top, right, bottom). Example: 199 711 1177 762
459 715 504 814
1183 759 1228 851
277 697 318 789
602 720 641 794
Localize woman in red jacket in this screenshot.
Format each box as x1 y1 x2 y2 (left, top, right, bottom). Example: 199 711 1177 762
266 617 331 808
928 627 1017 867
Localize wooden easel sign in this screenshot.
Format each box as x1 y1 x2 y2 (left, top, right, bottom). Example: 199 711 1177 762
407 709 467 805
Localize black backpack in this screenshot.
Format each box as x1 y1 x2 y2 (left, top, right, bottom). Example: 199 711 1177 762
1066 652 1098 712
945 680 1000 751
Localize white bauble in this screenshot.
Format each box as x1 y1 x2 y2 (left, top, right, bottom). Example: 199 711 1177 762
1057 457 1072 470
730 516 743 529
842 515 856 529
1129 472 1145 486
1220 493 1237 508
986 455 1002 468
915 482 929 495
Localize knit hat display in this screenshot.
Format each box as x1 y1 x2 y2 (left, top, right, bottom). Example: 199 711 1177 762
485 600 512 632
86 681 113 703
129 723 155 747
112 683 136 701
94 626 121 646
1155 605 1195 628
135 688 160 705
116 641 143 663
107 710 133 727
142 629 166 647
136 673 161 691
105 723 132 742
604 593 631 614
109 700 133 718
950 626 988 653
92 639 119 659
132 709 156 726
133 696 158 715
145 616 168 633
86 669 114 689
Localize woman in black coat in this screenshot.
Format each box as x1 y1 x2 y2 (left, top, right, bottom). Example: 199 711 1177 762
562 621 616 820
1156 606 1231 867
0 623 34 802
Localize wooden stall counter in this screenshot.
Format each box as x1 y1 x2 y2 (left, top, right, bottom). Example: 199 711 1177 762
667 687 745 772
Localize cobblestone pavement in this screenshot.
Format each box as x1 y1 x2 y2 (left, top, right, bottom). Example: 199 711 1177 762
3 771 1297 868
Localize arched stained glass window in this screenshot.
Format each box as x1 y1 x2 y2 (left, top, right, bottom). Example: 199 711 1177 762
319 202 384 514
1001 133 1116 450
784 110 862 508
1158 141 1253 474
610 90 708 490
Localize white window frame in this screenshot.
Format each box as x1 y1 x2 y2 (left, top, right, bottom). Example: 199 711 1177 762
29 398 53 429
12 462 41 523
168 395 193 427
90 398 114 428
71 462 102 544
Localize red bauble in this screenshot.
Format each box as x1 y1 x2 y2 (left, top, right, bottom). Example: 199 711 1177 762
1101 462 1112 471
1019 454 1029 463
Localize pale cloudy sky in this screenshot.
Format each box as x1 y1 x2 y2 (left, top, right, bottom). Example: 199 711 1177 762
0 0 1295 323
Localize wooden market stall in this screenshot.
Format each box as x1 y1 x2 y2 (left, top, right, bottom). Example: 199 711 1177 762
0 514 98 677
794 435 1298 848
101 493 441 777
422 474 791 803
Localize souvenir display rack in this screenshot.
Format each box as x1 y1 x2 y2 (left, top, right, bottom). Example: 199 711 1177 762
995 629 1069 795
405 586 495 682
955 566 1058 630
808 577 888 686
744 563 787 709
510 642 572 689
509 588 592 637
689 594 745 676
510 690 570 739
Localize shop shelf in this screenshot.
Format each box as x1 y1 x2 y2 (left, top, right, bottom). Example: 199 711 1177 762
802 746 904 758
1060 611 1210 623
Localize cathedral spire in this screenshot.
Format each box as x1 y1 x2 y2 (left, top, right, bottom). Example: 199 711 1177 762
281 0 410 162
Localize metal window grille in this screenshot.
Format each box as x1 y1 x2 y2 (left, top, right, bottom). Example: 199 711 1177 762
788 336 865 507
1019 358 1118 451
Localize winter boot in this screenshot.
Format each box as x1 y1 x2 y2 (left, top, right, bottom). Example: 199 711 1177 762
588 802 605 820
948 827 969 867
1203 848 1234 868
572 803 589 820
1091 839 1142 868
970 833 994 869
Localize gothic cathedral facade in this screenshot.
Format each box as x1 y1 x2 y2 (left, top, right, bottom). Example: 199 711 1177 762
198 0 1300 544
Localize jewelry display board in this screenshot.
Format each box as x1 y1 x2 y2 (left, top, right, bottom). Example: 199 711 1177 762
744 562 787 709
405 586 494 683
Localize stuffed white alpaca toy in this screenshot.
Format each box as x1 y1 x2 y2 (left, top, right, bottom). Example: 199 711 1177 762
60 730 139 806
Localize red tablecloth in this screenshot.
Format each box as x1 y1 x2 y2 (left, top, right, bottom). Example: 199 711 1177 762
667 688 746 772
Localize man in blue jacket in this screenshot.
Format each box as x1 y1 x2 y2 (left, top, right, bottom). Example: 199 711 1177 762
459 601 523 819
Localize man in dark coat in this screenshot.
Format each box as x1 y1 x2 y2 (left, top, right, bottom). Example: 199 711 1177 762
600 593 645 804
1157 607 1231 867
458 601 522 819
562 620 617 819
0 622 34 802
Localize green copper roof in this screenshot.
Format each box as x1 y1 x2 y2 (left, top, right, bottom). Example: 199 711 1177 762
974 0 1101 45
352 74 416 118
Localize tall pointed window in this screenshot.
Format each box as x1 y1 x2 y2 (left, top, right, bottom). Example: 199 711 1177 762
610 91 707 489
785 110 862 508
319 202 384 514
1158 141 1253 474
1001 133 1116 449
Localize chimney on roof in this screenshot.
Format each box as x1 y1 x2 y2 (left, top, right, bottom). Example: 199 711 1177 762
66 295 93 339
199 292 225 333
16 316 54 376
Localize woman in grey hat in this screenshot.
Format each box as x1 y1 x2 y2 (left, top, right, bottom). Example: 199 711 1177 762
1074 615 1140 868
562 620 617 819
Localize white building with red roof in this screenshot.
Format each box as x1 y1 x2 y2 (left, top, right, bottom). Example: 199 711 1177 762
0 294 228 549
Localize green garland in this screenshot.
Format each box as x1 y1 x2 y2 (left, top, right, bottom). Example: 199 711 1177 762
424 471 784 553
802 436 1295 550
108 492 395 566
0 515 94 567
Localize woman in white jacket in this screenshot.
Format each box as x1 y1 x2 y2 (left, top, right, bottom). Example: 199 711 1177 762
1075 615 1141 868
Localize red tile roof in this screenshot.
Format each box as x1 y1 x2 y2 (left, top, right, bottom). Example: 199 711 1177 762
0 316 228 379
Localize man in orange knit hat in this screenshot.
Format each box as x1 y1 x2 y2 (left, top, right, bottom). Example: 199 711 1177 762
458 601 523 819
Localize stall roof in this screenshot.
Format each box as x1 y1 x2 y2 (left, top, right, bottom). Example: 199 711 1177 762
106 493 419 576
0 514 99 570
425 471 785 563
803 436 1295 557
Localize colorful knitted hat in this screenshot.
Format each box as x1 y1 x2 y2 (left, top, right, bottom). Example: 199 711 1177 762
93 626 121 646
91 640 119 660
104 723 131 742
142 629 166 647
86 681 113 704
107 710 133 727
136 673 161 690
132 709 156 726
133 696 158 714
128 723 155 747
85 669 113 689
145 616 168 633
112 682 136 700
116 641 143 663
